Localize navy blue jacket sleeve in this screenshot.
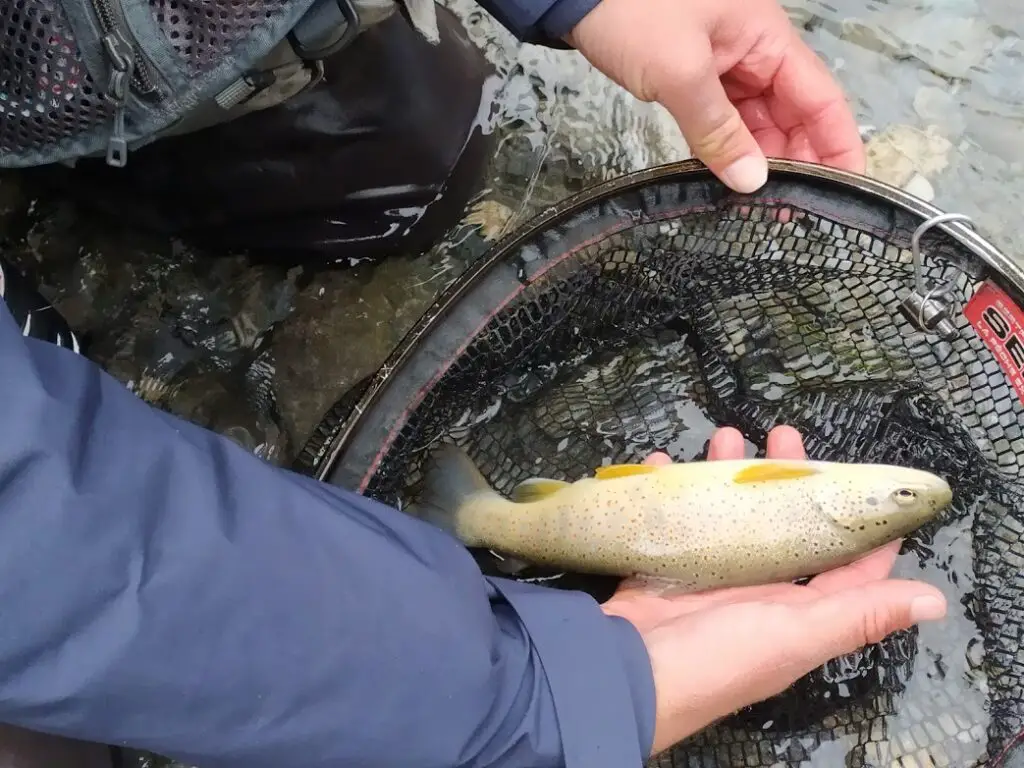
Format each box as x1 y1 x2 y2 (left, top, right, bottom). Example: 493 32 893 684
0 301 655 768
472 0 601 45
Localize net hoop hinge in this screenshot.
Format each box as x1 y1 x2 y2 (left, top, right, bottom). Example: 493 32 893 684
901 211 977 340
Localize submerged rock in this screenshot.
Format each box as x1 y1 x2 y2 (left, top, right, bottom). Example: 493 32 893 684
462 198 517 241
865 123 954 193
913 85 967 138
841 8 995 81
903 172 937 202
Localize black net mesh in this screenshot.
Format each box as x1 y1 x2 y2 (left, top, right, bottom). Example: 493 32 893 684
150 0 286 76
309 169 1024 767
0 0 114 156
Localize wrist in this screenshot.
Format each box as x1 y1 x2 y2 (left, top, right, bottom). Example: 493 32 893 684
601 611 658 759
600 603 710 757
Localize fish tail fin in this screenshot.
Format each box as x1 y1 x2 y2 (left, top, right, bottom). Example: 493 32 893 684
418 444 497 541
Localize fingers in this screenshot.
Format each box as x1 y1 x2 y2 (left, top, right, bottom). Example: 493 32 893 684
769 35 866 173
644 452 673 466
734 95 789 159
794 579 947 670
652 41 768 193
707 428 745 460
806 540 902 594
765 425 806 460
654 424 805 464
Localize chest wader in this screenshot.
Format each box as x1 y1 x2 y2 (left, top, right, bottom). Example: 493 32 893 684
4 0 495 266
0 0 492 755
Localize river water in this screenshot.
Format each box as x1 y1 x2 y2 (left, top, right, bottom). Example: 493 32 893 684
1 1 1023 766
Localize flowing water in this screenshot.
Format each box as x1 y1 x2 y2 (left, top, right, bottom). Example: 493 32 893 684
1 1 1023 766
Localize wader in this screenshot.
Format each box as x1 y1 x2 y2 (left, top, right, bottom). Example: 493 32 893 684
0 0 493 763
17 2 495 266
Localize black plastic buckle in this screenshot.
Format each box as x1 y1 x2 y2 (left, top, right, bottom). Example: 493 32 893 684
288 0 361 61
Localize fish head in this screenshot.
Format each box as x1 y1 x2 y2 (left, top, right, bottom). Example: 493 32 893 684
817 464 953 539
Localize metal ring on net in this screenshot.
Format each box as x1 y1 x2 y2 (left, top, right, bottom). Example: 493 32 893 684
911 211 977 296
903 211 978 338
296 159 1024 768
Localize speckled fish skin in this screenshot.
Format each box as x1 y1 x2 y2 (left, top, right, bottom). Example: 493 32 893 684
419 445 953 591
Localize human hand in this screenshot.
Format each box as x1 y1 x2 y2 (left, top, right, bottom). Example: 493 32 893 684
601 425 947 756
564 0 866 193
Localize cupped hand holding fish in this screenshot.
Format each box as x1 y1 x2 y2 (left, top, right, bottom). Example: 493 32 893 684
420 425 951 757
564 0 866 193
602 426 949 757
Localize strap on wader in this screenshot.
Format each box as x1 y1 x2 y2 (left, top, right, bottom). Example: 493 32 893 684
161 0 433 141
288 0 362 59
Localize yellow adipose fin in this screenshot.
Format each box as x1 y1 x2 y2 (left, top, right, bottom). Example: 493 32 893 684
593 464 659 480
510 478 571 503
733 462 820 484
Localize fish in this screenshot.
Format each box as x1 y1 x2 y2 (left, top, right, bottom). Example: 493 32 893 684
417 444 953 592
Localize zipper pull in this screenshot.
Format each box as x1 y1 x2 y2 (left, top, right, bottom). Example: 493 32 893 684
101 31 133 167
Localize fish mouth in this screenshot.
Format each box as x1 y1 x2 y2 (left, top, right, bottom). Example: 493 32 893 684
906 480 954 515
902 480 954 529
822 475 954 534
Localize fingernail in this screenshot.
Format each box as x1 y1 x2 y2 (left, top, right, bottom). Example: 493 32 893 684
910 595 947 623
721 155 768 193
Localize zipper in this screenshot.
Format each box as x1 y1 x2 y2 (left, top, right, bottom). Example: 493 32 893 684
89 0 163 167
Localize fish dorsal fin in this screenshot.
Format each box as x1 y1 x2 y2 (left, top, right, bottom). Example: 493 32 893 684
733 462 820 484
593 464 658 480
510 478 571 503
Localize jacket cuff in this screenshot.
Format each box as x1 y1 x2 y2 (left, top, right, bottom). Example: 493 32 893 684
487 577 656 765
538 0 602 42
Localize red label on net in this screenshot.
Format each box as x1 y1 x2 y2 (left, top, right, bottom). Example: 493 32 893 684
963 280 1024 405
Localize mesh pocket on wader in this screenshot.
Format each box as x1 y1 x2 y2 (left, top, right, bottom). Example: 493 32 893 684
149 0 292 77
0 0 114 157
0 0 324 168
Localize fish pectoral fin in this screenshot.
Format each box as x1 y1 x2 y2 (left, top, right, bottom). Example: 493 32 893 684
621 574 695 597
510 478 571 503
593 464 658 480
732 462 820 484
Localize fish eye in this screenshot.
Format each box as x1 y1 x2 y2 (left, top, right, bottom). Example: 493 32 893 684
893 488 918 504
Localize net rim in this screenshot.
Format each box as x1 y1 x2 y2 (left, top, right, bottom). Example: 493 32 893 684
294 157 1024 485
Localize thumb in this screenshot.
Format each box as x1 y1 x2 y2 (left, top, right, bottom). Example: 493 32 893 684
795 579 947 669
652 43 767 193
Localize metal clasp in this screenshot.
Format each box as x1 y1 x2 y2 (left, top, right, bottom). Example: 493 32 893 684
899 212 976 340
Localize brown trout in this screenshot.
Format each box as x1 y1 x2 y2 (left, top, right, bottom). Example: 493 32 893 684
418 445 953 591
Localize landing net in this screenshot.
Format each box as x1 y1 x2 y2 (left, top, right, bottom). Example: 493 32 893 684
299 160 1024 767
